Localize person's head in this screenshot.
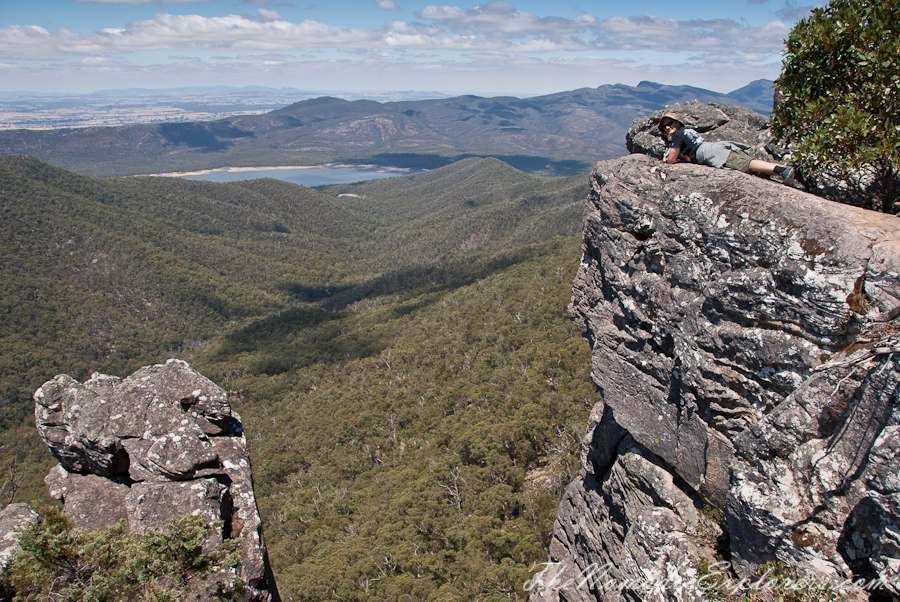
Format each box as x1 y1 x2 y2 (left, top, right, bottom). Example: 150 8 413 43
658 111 683 134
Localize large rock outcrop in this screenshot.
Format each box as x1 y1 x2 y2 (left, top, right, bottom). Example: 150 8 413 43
33 359 280 602
530 153 900 602
626 101 779 164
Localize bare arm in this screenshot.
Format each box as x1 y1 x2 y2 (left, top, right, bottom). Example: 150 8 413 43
664 148 690 164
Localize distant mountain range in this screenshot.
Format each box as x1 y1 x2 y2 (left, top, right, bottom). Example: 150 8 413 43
0 80 774 178
727 80 778 113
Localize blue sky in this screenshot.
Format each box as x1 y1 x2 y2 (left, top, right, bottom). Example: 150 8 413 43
0 0 822 96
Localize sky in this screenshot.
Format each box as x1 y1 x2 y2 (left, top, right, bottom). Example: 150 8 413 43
0 0 823 97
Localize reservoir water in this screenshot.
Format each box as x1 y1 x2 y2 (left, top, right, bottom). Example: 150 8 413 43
172 164 425 187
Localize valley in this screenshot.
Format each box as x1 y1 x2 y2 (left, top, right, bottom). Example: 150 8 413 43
0 154 591 601
0 79 777 601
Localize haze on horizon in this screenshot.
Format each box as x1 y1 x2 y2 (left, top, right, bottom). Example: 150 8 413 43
1 0 822 98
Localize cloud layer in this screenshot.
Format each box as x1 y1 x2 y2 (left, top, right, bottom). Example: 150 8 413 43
0 1 813 94
1 2 791 57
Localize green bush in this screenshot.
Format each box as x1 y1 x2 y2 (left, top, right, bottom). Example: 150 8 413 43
1 506 243 602
772 0 900 213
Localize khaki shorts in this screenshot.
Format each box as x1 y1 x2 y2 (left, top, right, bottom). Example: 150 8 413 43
724 150 753 173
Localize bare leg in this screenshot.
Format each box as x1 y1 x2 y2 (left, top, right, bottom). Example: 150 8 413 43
748 159 779 176
748 159 796 186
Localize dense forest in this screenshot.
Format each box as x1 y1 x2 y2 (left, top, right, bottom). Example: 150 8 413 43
0 154 596 600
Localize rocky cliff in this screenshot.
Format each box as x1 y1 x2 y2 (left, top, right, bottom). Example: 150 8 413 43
530 153 900 602
32 359 280 602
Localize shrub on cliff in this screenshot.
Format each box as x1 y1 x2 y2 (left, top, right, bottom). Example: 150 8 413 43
0 506 243 602
771 0 900 213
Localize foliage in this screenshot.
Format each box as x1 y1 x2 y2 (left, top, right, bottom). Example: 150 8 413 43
771 0 900 213
213 226 587 601
203 236 592 601
0 506 243 602
0 155 367 404
0 154 595 601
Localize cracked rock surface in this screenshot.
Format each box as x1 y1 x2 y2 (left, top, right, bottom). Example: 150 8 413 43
531 154 900 602
34 359 280 602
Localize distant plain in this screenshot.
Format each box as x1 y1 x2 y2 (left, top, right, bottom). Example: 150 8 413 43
0 87 456 131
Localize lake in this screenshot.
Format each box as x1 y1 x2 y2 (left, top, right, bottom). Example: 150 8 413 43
169 164 426 187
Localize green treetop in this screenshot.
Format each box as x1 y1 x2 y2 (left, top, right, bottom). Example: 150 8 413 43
771 0 900 213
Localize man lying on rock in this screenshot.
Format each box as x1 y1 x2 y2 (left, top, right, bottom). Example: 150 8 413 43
659 111 797 186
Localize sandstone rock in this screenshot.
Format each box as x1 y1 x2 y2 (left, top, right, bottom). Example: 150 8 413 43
33 359 280 602
626 101 774 164
33 373 128 476
0 504 39 568
212 436 275 592
728 346 900 595
130 360 236 434
529 435 718 602
34 360 229 482
126 479 230 554
580 401 626 477
126 479 229 532
539 154 900 602
45 464 129 531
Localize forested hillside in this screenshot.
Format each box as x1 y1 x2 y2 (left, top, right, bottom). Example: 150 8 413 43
0 154 594 600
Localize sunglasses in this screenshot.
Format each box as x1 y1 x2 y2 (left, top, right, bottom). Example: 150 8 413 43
660 120 678 129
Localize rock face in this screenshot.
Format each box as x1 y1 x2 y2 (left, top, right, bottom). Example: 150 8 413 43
530 153 900 601
0 504 39 569
34 359 280 602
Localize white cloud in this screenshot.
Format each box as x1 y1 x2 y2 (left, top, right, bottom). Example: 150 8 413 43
595 16 789 53
0 4 791 60
0 10 596 56
417 1 597 36
77 56 124 66
0 2 792 94
235 52 297 60
0 25 71 57
257 8 283 21
387 21 442 36
0 15 377 55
